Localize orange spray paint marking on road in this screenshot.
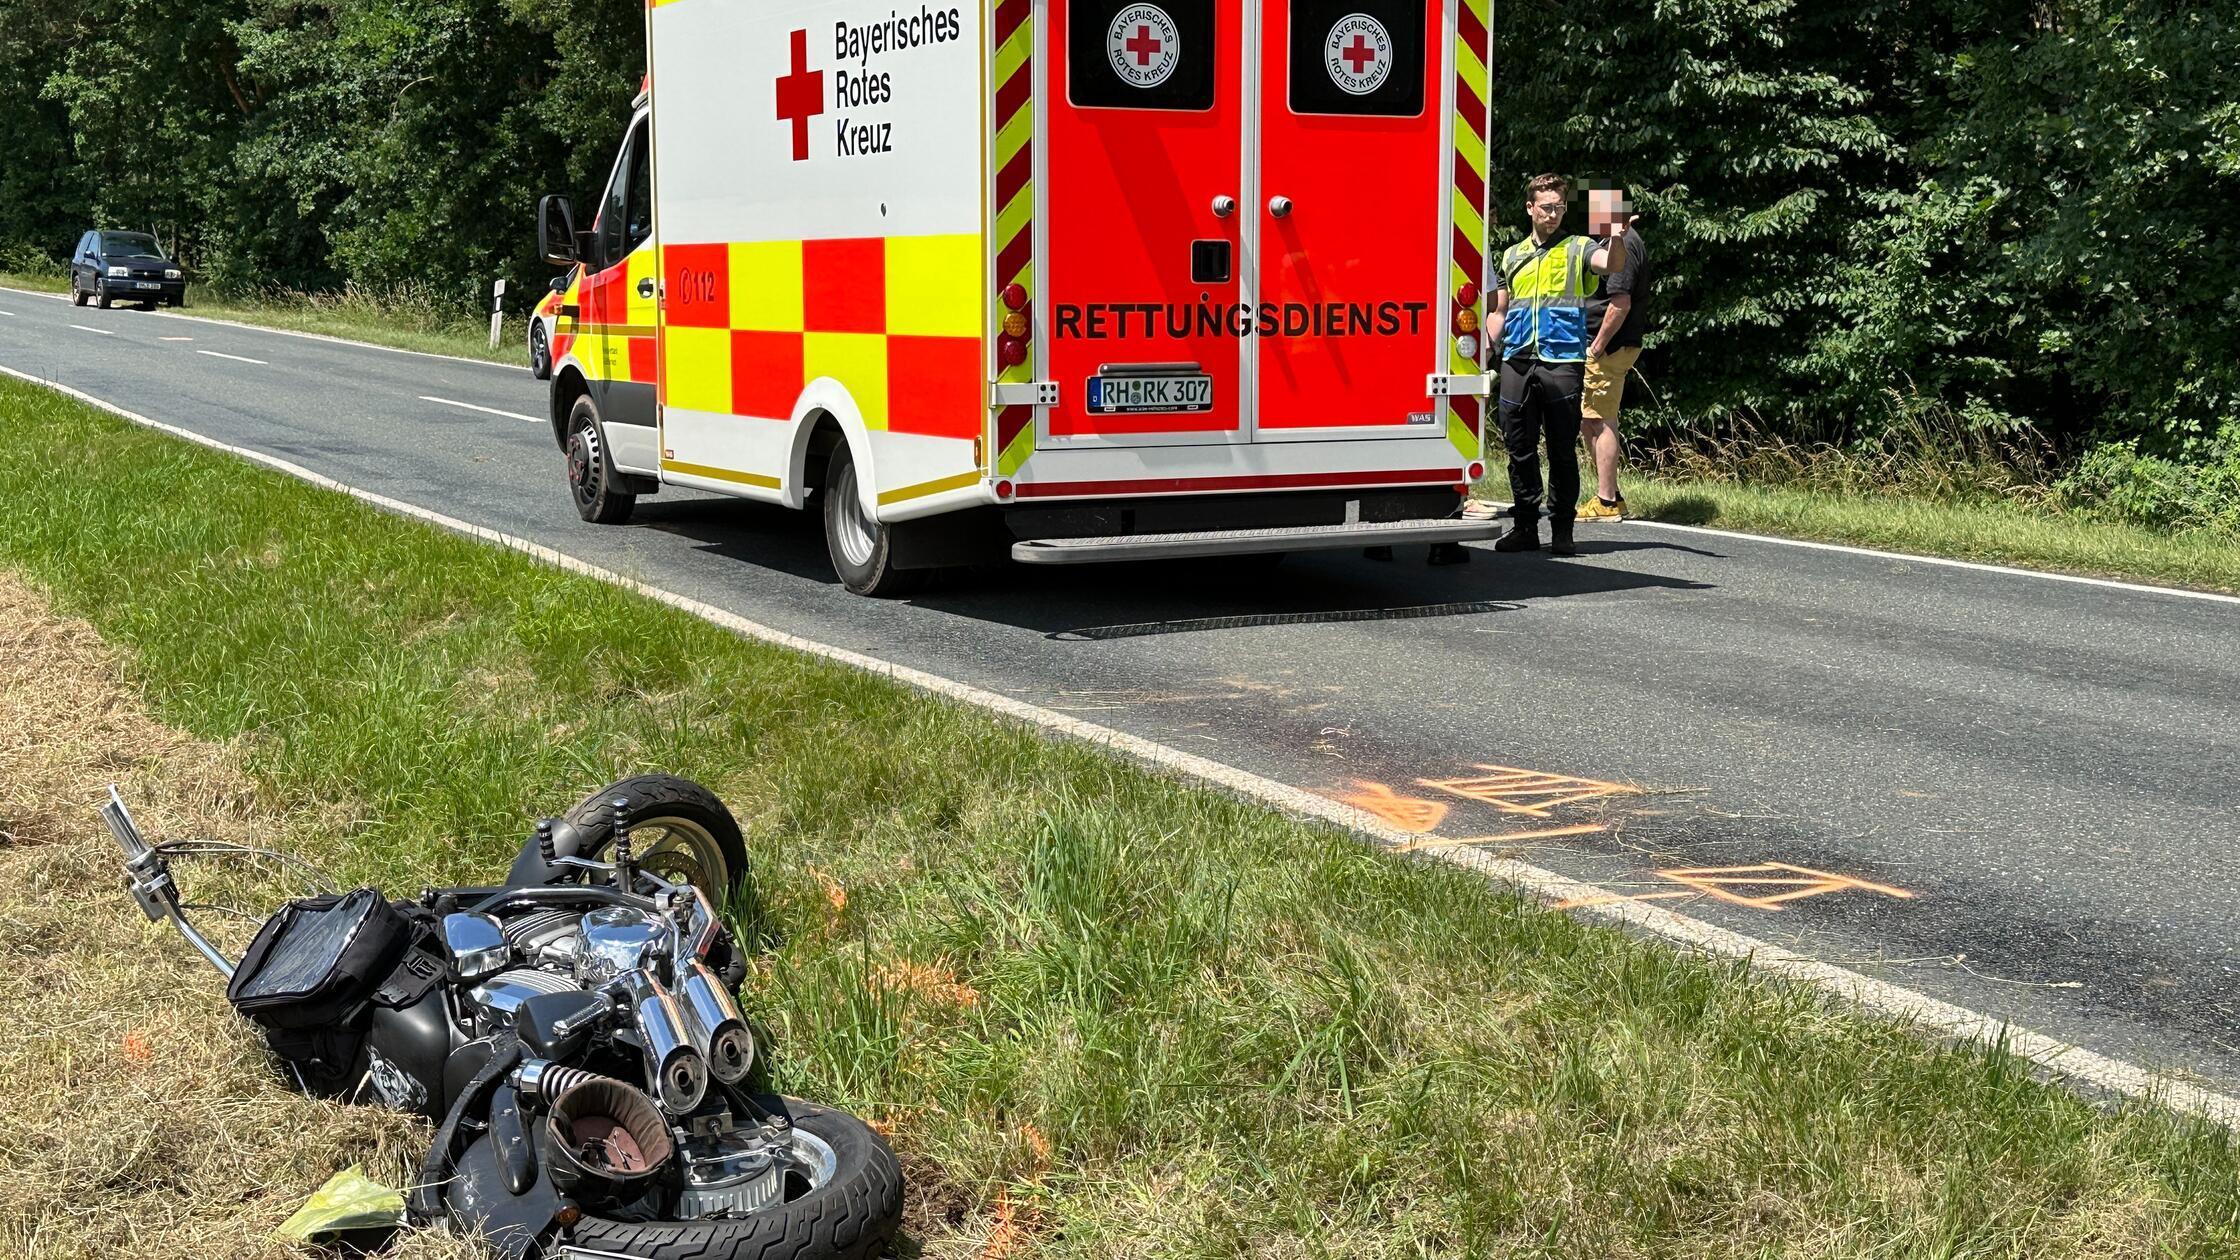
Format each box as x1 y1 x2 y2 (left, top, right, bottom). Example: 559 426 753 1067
1550 889 1696 911
1417 765 1637 818
1333 781 1450 833
1651 862 1914 910
1393 822 1607 853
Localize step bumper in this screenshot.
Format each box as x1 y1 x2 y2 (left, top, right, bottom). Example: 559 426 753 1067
1010 518 1499 565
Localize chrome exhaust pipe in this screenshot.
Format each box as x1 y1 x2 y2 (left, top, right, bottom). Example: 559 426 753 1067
619 969 707 1114
676 959 756 1084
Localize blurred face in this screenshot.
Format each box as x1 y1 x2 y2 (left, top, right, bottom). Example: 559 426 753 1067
1589 189 1631 235
1526 189 1565 239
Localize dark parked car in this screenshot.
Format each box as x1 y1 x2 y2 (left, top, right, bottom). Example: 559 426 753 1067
70 231 186 309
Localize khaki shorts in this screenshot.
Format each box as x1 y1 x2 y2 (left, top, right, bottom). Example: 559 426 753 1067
1582 346 1640 424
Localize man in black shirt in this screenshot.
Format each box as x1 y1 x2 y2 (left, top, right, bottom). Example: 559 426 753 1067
1578 186 1650 522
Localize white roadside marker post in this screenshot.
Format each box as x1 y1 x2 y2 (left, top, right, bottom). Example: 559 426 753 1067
488 278 507 349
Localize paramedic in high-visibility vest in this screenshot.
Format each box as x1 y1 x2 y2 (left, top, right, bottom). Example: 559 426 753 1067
1465 173 1637 557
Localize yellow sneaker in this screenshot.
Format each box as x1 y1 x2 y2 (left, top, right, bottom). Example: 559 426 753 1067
1576 497 1627 523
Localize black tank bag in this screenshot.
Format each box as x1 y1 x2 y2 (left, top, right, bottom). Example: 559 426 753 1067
226 888 428 1096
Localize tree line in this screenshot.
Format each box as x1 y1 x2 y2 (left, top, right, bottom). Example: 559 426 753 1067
5 0 2235 500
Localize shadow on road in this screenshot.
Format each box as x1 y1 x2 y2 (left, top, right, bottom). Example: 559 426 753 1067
628 497 1719 637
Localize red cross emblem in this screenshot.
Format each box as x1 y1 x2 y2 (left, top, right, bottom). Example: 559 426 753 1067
1107 5 1181 88
1341 34 1377 74
1325 15 1393 95
1125 24 1162 65
774 28 824 162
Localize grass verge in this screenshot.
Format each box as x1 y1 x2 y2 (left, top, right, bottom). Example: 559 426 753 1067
5 374 2240 1257
0 270 515 365
1472 468 2240 595
0 574 476 1260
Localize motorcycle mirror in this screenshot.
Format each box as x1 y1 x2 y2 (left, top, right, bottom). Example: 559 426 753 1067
516 990 609 1061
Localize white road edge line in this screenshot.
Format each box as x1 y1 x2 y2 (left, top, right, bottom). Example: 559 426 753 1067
8 360 2238 1132
196 350 267 366
1628 517 2240 606
0 284 530 373
420 395 541 423
68 324 115 336
1469 495 2237 606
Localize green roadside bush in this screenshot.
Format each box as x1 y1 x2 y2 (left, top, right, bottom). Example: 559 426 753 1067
2061 426 2240 534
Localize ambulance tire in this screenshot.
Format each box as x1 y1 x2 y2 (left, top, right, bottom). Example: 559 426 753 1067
566 395 637 525
821 444 926 598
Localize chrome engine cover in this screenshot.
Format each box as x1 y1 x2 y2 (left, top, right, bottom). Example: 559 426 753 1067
465 967 580 1037
574 906 667 986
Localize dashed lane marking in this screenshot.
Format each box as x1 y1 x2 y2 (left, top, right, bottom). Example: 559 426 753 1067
159 336 194 342
421 395 541 423
0 284 531 373
196 350 267 365
8 362 2239 1130
68 324 114 336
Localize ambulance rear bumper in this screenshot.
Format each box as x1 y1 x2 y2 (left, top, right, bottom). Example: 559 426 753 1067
1009 517 1498 564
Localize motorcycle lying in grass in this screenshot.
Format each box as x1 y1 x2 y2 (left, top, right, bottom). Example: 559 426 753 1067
105 774 903 1260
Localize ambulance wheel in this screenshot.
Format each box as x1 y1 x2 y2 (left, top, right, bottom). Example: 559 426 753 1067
528 321 551 380
821 444 925 598
565 396 636 525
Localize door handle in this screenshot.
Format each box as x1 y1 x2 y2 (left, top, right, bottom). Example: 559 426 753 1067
637 277 656 299
1268 196 1293 219
1212 195 1236 218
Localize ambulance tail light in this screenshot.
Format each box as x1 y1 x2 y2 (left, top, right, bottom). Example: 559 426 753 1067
1453 308 1479 336
998 283 1030 366
1457 282 1480 309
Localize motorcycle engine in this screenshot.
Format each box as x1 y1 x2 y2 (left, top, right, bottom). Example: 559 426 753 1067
460 905 670 1038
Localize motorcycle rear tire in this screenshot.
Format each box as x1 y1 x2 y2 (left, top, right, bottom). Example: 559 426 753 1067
561 1095 903 1260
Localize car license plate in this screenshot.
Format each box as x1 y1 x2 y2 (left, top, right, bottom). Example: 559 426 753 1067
1086 373 1212 415
134 281 159 290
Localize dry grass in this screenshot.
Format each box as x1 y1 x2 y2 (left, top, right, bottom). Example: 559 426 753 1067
1635 402 2064 507
0 574 472 1259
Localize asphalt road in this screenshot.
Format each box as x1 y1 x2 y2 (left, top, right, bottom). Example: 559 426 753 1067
7 288 2238 1094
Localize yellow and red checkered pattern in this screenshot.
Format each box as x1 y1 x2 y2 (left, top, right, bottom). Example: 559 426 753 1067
659 234 983 440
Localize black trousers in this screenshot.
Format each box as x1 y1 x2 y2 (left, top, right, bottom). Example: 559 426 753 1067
1498 357 1584 527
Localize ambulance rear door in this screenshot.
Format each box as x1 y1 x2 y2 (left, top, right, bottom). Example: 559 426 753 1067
1042 1 1455 448
1254 0 1444 438
1045 2 1246 443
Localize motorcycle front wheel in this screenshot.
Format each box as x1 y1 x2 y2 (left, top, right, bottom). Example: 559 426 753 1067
560 1095 904 1260
563 773 750 905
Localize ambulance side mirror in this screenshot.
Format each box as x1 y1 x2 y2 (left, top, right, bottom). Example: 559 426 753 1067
538 195 579 267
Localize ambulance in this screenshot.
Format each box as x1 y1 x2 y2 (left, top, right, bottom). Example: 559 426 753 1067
537 0 1498 595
